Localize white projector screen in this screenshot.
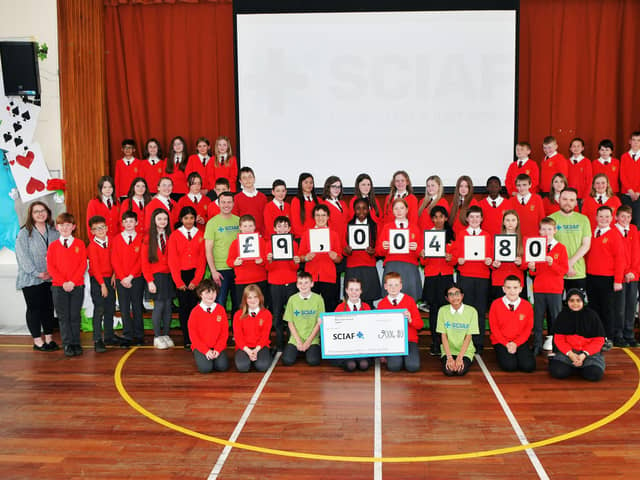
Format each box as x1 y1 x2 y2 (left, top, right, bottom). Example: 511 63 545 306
235 7 517 191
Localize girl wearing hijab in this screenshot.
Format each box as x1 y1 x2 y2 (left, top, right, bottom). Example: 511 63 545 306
549 289 606 381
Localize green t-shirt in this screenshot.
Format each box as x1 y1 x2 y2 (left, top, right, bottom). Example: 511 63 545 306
549 211 591 280
283 293 325 345
204 214 239 271
436 304 479 361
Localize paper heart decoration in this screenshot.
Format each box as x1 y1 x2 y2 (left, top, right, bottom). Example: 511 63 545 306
16 151 35 169
26 177 45 194
9 159 15 166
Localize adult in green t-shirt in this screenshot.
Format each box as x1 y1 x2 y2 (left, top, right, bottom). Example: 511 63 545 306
550 188 591 291
436 284 479 376
204 191 239 311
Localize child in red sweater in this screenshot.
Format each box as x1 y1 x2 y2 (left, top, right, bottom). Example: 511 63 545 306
542 173 568 216
585 206 624 351
87 215 118 352
164 136 188 198
581 173 621 230
540 136 569 195
377 272 422 372
508 173 545 238
86 175 119 240
449 175 480 235
169 206 206 349
188 279 230 373
290 172 319 239
233 167 269 235
382 170 419 225
227 214 268 306
489 275 535 372
266 216 300 351
176 172 212 233
505 141 539 196
142 208 175 350
185 137 212 192
591 139 620 194
490 210 527 300
48 212 87 357
233 284 273 372
114 138 142 200
333 278 372 372
620 131 640 227
141 138 165 194
111 210 145 346
479 176 509 236
567 137 592 200
418 174 450 231
264 179 291 237
145 177 178 232
528 217 569 355
206 136 238 192
350 173 383 225
120 177 152 235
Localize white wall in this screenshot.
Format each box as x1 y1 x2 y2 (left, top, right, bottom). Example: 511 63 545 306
0 0 60 331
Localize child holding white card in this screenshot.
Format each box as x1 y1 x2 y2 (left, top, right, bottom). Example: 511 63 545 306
450 205 493 353
333 278 372 372
375 198 423 301
343 198 380 306
490 210 527 301
299 204 342 311
227 214 268 310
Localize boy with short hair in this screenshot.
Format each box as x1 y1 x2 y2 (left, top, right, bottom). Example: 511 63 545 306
282 272 325 366
47 212 87 357
489 275 535 372
451 205 493 353
206 176 231 209
585 206 624 351
620 131 640 227
437 283 479 376
266 216 300 351
111 210 145 346
591 139 620 194
540 136 569 195
509 173 545 238
377 272 423 372
227 214 268 305
232 166 269 235
505 141 539 196
114 139 141 200
480 176 509 236
528 217 569 355
613 205 640 347
87 216 121 352
567 137 593 200
264 179 291 237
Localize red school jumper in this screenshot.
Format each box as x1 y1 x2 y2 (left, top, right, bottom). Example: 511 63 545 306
508 194 546 238
528 241 568 294
142 159 166 194
176 194 212 233
479 196 509 236
114 158 142 198
141 234 171 283
264 200 292 237
188 303 229 355
567 157 592 199
86 197 120 239
167 229 206 288
233 308 272 350
418 198 450 231
592 158 620 193
450 229 493 279
377 295 422 343
232 190 269 236
205 156 238 192
489 298 534 347
226 235 268 284
298 227 343 283
539 153 569 194
111 233 143 280
620 151 640 194
505 159 540 195
586 228 625 283
47 238 87 286
87 237 113 285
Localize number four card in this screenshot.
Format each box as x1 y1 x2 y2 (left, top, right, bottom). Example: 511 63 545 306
424 230 446 258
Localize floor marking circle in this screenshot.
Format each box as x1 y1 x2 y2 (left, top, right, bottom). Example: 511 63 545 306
115 347 640 463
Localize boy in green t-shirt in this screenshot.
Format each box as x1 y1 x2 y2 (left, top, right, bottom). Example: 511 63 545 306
436 283 479 376
282 271 325 366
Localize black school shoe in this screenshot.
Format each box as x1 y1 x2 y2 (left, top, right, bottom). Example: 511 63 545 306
44 341 60 351
64 345 75 357
72 344 83 356
94 340 107 353
33 343 47 351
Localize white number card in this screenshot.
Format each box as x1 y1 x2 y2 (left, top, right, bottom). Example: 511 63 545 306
388 229 410 254
271 234 293 261
424 230 446 258
464 235 486 261
494 234 517 262
525 237 547 263
348 224 369 250
309 228 331 253
238 233 260 259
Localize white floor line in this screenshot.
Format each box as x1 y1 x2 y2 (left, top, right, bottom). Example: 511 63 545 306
476 355 550 480
208 352 282 480
374 358 382 480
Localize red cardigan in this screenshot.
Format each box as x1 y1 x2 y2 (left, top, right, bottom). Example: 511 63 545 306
620 152 640 193
264 200 292 237
567 157 593 199
114 158 142 198
86 197 120 239
226 235 268 284
581 195 621 230
375 221 423 266
232 191 269 235
586 227 625 283
188 303 229 355
505 159 540 195
298 227 343 283
47 238 87 286
450 229 493 279
87 238 113 283
111 232 143 279
290 197 318 238
381 194 419 225
167 229 206 288
489 298 534 346
140 234 170 282
418 198 450 231
265 236 299 285
142 159 166 193
592 158 620 193
176 194 212 232
233 309 272 350
205 155 238 192
540 153 569 193
119 198 146 235
479 197 509 236
185 155 213 190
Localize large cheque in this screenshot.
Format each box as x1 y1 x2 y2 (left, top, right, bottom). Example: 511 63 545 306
320 309 408 359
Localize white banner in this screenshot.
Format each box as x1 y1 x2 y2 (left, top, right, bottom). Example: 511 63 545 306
320 309 408 359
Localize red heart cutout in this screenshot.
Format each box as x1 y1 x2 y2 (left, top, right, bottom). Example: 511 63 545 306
16 151 35 169
26 177 45 194
9 160 15 166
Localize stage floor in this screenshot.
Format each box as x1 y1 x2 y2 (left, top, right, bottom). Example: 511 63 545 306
1 333 639 479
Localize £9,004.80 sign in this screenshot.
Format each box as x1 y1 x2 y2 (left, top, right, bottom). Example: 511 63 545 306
320 309 408 359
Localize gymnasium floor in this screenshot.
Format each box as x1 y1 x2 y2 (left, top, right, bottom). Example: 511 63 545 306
1 333 639 479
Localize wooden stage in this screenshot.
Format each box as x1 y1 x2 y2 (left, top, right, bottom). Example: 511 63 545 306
1 332 639 479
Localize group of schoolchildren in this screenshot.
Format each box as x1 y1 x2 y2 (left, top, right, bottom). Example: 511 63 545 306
43 132 640 381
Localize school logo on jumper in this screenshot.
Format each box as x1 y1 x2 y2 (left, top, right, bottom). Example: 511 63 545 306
519 314 525 321
216 315 222 322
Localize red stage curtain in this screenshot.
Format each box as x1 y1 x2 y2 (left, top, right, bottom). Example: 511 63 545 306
104 0 235 167
519 0 640 159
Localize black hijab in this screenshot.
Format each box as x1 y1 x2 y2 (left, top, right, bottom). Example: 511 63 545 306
553 289 606 338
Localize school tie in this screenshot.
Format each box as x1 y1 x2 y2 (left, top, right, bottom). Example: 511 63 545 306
634 153 639 161
63 239 68 248
625 229 629 238
251 312 256 317
202 157 207 167
573 159 578 165
353 304 358 312
159 233 166 253
168 201 173 211
336 202 343 213
279 203 284 211
107 198 112 210
597 195 603 204
521 198 526 205
392 299 398 306
509 304 515 311
138 200 143 210
547 244 552 253
128 235 133 245
492 200 497 208
102 241 107 250
518 161 523 168
207 307 212 313
193 196 198 204
399 223 404 229
472 230 477 236
595 229 601 238
187 231 192 241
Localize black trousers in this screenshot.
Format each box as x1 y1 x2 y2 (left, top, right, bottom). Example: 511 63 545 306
234 348 272 372
494 343 536 372
458 276 489 351
586 275 615 338
52 285 84 346
422 274 453 348
176 269 198 345
441 356 472 376
90 277 116 341
312 281 338 312
270 283 297 350
282 343 321 366
116 276 145 340
193 349 229 373
22 282 55 338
